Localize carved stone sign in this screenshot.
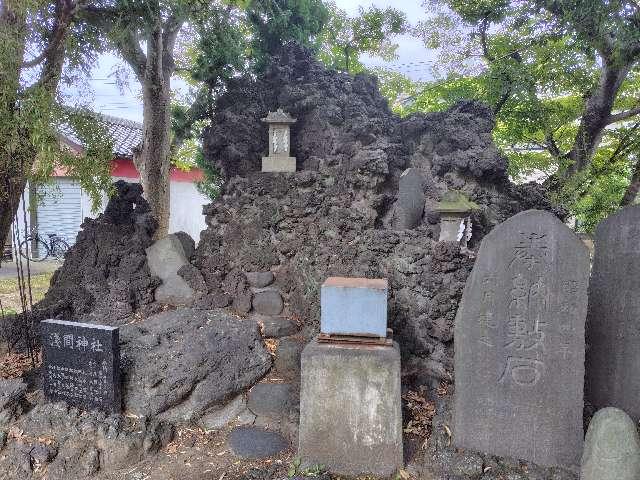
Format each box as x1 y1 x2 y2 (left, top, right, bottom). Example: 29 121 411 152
585 205 640 420
261 108 297 172
453 210 589 468
395 168 425 230
41 319 121 413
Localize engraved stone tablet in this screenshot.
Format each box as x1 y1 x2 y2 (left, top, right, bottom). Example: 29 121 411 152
395 168 425 230
453 210 589 468
585 205 640 420
41 319 121 413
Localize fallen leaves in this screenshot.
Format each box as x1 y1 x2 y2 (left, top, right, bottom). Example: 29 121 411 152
402 390 436 438
0 350 40 379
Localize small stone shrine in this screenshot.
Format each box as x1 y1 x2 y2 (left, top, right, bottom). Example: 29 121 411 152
585 205 640 420
436 190 479 247
299 277 402 477
261 108 297 172
41 319 121 413
580 407 640 480
453 210 589 468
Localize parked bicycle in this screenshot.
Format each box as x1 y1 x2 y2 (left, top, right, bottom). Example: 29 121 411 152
18 232 70 262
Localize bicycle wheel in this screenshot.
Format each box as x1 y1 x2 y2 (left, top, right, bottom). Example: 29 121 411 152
50 238 70 260
18 237 49 262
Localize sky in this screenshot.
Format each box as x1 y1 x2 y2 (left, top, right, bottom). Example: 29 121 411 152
62 1 436 122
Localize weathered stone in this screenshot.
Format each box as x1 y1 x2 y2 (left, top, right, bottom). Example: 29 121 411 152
585 205 640 420
198 395 251 431
581 407 640 480
247 383 293 419
252 288 284 315
261 109 297 173
246 271 275 288
0 379 26 427
228 426 289 459
146 233 195 305
395 168 426 229
274 337 303 377
120 308 272 422
255 315 298 338
298 338 403 477
320 277 388 337
41 319 121 413
453 210 589 468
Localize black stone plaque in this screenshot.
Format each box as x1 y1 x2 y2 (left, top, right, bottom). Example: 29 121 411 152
453 210 590 468
41 319 121 413
585 205 640 421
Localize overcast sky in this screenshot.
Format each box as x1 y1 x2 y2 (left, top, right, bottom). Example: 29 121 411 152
63 1 434 122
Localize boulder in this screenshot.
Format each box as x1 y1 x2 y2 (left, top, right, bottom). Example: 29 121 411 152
0 379 26 427
120 308 272 422
581 407 640 480
255 315 298 338
246 271 275 288
146 233 196 305
252 288 284 315
198 395 254 431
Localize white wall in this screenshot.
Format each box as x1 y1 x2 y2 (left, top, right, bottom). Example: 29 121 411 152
80 177 209 244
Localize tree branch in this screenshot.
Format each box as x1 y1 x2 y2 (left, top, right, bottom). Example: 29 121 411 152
621 155 640 206
606 105 640 125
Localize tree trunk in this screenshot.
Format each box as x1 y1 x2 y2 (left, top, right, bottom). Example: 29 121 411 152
0 1 28 250
564 61 632 177
133 24 172 239
620 158 640 206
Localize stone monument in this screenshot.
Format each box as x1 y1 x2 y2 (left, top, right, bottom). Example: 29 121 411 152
580 407 640 480
395 168 426 229
146 232 195 305
261 108 297 172
585 205 640 420
435 190 479 247
41 319 121 413
453 210 589 468
299 276 402 477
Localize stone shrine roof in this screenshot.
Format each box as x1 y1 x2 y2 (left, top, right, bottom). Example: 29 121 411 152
262 108 297 124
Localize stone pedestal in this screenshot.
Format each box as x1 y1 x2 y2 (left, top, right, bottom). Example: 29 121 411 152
261 155 296 172
298 338 403 477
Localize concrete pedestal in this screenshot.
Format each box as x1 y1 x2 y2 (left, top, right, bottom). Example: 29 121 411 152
262 156 296 172
298 338 403 478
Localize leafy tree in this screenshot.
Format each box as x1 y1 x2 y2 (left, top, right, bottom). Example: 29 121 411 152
246 0 329 71
0 1 112 254
317 2 407 73
411 0 640 229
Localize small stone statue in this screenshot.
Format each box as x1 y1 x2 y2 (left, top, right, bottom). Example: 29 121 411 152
581 407 640 480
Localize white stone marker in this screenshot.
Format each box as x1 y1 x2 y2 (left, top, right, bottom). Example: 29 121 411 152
261 108 297 172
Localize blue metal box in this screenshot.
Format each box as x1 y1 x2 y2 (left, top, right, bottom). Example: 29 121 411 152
320 277 388 337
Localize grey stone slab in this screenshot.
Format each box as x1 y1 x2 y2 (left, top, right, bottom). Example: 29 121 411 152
228 426 289 459
252 289 284 315
274 337 303 378
198 395 247 430
298 338 403 477
320 277 388 337
453 210 590 468
585 205 640 420
145 234 195 305
581 407 640 480
247 383 293 419
395 168 425 229
41 319 121 413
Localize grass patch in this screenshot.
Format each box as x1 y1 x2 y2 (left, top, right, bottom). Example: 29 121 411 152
0 272 53 314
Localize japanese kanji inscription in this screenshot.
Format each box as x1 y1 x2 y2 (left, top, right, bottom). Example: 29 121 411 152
41 319 121 413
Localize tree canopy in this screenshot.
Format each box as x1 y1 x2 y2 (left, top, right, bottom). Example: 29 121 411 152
408 0 640 230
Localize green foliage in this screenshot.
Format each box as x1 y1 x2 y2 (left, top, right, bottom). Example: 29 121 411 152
246 0 329 71
317 2 408 73
287 457 326 478
409 0 640 230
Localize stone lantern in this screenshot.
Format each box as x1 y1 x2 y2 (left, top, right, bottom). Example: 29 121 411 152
435 190 480 247
261 108 297 172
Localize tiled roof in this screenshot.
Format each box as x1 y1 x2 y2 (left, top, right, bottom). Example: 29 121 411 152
59 112 143 158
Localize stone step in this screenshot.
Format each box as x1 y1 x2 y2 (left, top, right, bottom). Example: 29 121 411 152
247 383 295 419
227 426 289 459
252 315 298 338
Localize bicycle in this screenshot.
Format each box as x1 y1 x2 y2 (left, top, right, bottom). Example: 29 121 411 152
18 232 70 262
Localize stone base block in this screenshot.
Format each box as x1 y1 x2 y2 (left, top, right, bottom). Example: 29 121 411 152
298 338 403 478
262 156 296 172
